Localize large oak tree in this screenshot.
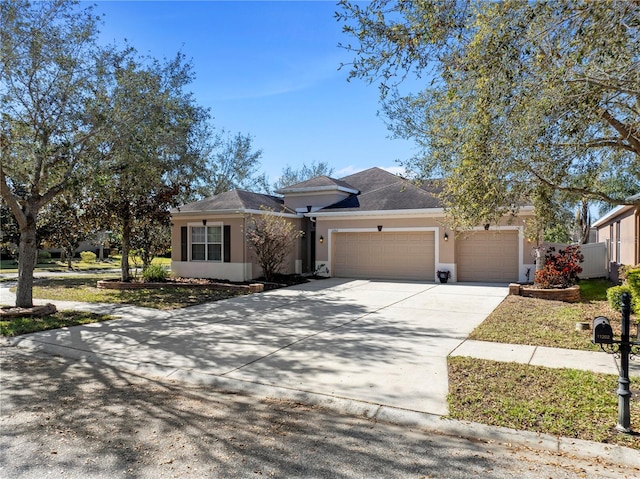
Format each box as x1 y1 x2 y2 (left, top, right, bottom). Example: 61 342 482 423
89 51 209 282
1 0 107 307
338 0 640 228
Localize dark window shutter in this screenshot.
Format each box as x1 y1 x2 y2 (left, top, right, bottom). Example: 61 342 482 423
224 225 231 263
180 226 188 261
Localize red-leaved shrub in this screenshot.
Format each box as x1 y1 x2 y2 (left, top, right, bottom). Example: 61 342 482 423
534 245 584 289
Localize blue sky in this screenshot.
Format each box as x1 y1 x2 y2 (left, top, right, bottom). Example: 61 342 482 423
92 0 417 183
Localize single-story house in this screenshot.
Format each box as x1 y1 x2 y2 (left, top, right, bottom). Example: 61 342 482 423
593 193 640 280
170 167 537 283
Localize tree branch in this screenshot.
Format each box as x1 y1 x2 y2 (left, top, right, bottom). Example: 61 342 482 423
600 109 640 155
0 167 27 230
528 167 638 206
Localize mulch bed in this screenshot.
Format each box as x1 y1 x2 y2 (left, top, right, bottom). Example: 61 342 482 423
96 278 265 293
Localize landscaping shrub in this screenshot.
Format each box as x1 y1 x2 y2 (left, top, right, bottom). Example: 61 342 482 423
608 285 632 311
37 250 52 262
80 251 97 263
618 264 640 282
142 264 167 283
534 245 583 288
627 269 640 293
607 267 640 313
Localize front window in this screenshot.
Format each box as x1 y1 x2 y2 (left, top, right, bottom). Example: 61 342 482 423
191 225 222 261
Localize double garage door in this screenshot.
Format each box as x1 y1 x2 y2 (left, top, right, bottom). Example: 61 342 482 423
332 230 519 282
333 231 435 281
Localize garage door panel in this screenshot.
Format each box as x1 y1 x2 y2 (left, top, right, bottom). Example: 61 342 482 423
333 232 435 281
456 231 518 282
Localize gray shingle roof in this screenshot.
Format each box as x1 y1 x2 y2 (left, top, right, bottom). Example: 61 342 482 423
173 167 443 215
319 168 442 211
276 175 359 193
173 189 294 214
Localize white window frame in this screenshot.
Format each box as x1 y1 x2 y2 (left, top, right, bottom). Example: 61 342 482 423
189 222 223 262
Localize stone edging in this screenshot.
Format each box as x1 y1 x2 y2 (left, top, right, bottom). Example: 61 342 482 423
509 284 580 302
96 280 264 294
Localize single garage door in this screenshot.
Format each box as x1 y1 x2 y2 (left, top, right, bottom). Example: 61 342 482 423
456 230 519 282
333 231 435 280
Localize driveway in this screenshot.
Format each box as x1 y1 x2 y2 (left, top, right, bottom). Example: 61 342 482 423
7 279 508 416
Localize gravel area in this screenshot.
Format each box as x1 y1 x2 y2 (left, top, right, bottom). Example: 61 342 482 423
1 347 637 479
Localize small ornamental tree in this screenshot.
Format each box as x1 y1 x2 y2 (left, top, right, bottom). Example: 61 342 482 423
246 208 303 282
534 245 584 289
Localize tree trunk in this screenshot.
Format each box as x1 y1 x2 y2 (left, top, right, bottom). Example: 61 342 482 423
120 217 131 282
64 246 74 270
578 199 591 244
15 219 37 308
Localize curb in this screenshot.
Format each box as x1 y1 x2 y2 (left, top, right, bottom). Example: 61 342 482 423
8 337 640 470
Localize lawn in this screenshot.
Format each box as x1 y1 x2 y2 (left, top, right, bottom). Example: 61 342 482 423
467 278 627 351
15 275 249 310
0 256 171 274
450 278 640 449
448 357 640 450
0 259 120 274
1 311 115 337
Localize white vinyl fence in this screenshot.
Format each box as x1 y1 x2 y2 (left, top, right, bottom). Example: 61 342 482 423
542 242 608 279
578 242 608 279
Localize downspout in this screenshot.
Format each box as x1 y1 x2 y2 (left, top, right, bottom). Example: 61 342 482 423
633 205 640 264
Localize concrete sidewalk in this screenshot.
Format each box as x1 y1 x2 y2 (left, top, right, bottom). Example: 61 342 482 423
451 339 640 377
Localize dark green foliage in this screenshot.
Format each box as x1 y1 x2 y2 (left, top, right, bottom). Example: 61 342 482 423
142 264 168 283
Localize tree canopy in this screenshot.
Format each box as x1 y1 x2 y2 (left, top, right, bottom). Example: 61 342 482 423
1 0 107 306
88 50 209 281
193 130 268 198
337 0 640 228
0 0 211 303
273 161 335 191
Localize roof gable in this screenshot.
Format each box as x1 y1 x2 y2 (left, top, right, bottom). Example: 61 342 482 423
276 175 359 195
173 189 293 214
319 167 442 212
338 167 401 194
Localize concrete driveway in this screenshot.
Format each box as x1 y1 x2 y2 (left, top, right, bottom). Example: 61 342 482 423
8 279 508 416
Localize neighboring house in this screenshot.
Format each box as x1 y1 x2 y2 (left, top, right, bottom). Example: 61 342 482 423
593 193 640 280
170 167 537 283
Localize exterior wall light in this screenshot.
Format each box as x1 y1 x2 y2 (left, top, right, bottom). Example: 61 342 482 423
444 232 449 241
319 235 324 244
377 225 383 232
202 219 207 226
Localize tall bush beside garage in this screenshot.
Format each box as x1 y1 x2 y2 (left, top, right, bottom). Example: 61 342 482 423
246 207 303 282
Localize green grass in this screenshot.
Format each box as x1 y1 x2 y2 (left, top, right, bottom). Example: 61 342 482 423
448 357 640 449
0 256 170 274
0 259 120 274
468 279 627 351
579 278 614 302
17 275 248 310
1 310 115 336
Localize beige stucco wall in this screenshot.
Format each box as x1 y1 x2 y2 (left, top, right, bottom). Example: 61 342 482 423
314 213 536 282
171 213 302 281
596 207 639 266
